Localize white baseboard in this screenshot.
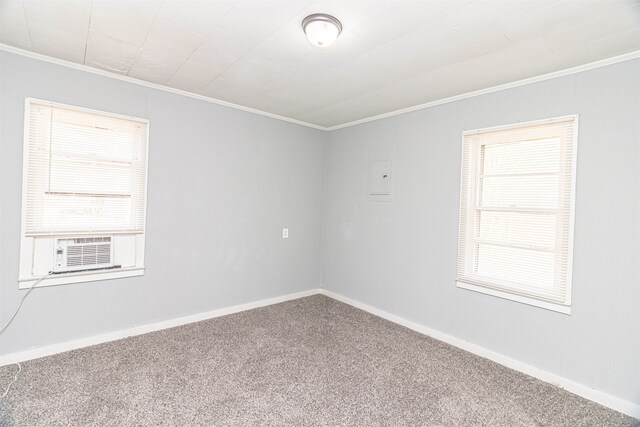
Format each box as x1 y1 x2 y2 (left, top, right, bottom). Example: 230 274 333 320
318 289 640 419
0 288 321 366
2 287 637 419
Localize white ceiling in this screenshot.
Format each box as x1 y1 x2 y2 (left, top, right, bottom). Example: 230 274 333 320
1 0 639 129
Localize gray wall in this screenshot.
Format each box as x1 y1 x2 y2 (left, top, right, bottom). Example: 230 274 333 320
322 59 640 405
0 51 326 355
2 49 639 406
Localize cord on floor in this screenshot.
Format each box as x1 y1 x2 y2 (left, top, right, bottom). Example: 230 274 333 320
1 363 21 399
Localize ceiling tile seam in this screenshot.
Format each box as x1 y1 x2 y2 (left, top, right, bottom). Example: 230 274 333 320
82 1 94 65
536 0 568 16
126 2 163 77
299 26 515 119
200 62 228 92
386 2 422 28
299 5 633 122
502 26 514 43
203 3 309 90
518 0 567 31
543 2 639 55
200 32 252 90
21 1 33 49
387 0 469 29
1 43 638 132
202 3 261 89
167 39 205 86
180 2 240 90
349 2 419 43
90 15 137 47
590 28 640 49
294 14 459 95
205 0 419 93
541 34 555 56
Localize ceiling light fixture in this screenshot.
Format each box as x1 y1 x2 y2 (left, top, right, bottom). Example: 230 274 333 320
302 13 342 48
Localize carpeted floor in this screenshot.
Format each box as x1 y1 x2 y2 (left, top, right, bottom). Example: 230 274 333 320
0 294 637 426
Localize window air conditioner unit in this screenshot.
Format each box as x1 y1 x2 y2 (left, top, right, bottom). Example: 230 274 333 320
53 236 114 273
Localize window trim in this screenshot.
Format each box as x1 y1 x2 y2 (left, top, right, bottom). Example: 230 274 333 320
456 115 579 315
18 98 149 288
18 267 145 290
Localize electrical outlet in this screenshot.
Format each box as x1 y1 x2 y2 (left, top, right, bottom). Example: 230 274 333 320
282 228 289 239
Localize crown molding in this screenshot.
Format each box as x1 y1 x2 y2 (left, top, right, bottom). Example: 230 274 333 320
0 44 328 131
2 44 639 133
325 50 640 131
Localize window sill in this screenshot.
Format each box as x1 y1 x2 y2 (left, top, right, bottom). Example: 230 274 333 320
456 280 571 315
18 267 144 289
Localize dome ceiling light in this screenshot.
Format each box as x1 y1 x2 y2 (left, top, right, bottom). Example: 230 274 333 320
302 13 342 48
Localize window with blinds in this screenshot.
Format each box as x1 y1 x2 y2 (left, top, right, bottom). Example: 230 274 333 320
23 99 149 235
456 116 578 314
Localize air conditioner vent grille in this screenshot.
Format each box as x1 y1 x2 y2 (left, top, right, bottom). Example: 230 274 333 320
54 236 114 272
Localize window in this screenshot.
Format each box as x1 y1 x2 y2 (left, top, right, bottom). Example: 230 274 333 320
456 116 578 314
19 99 149 288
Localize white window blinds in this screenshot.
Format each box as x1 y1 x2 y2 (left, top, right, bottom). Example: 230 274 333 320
24 99 149 236
457 116 578 311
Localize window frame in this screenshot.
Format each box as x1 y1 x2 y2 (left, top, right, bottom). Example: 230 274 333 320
18 98 149 289
456 115 579 315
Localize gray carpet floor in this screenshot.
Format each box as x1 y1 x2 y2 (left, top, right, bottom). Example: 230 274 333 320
0 294 637 426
